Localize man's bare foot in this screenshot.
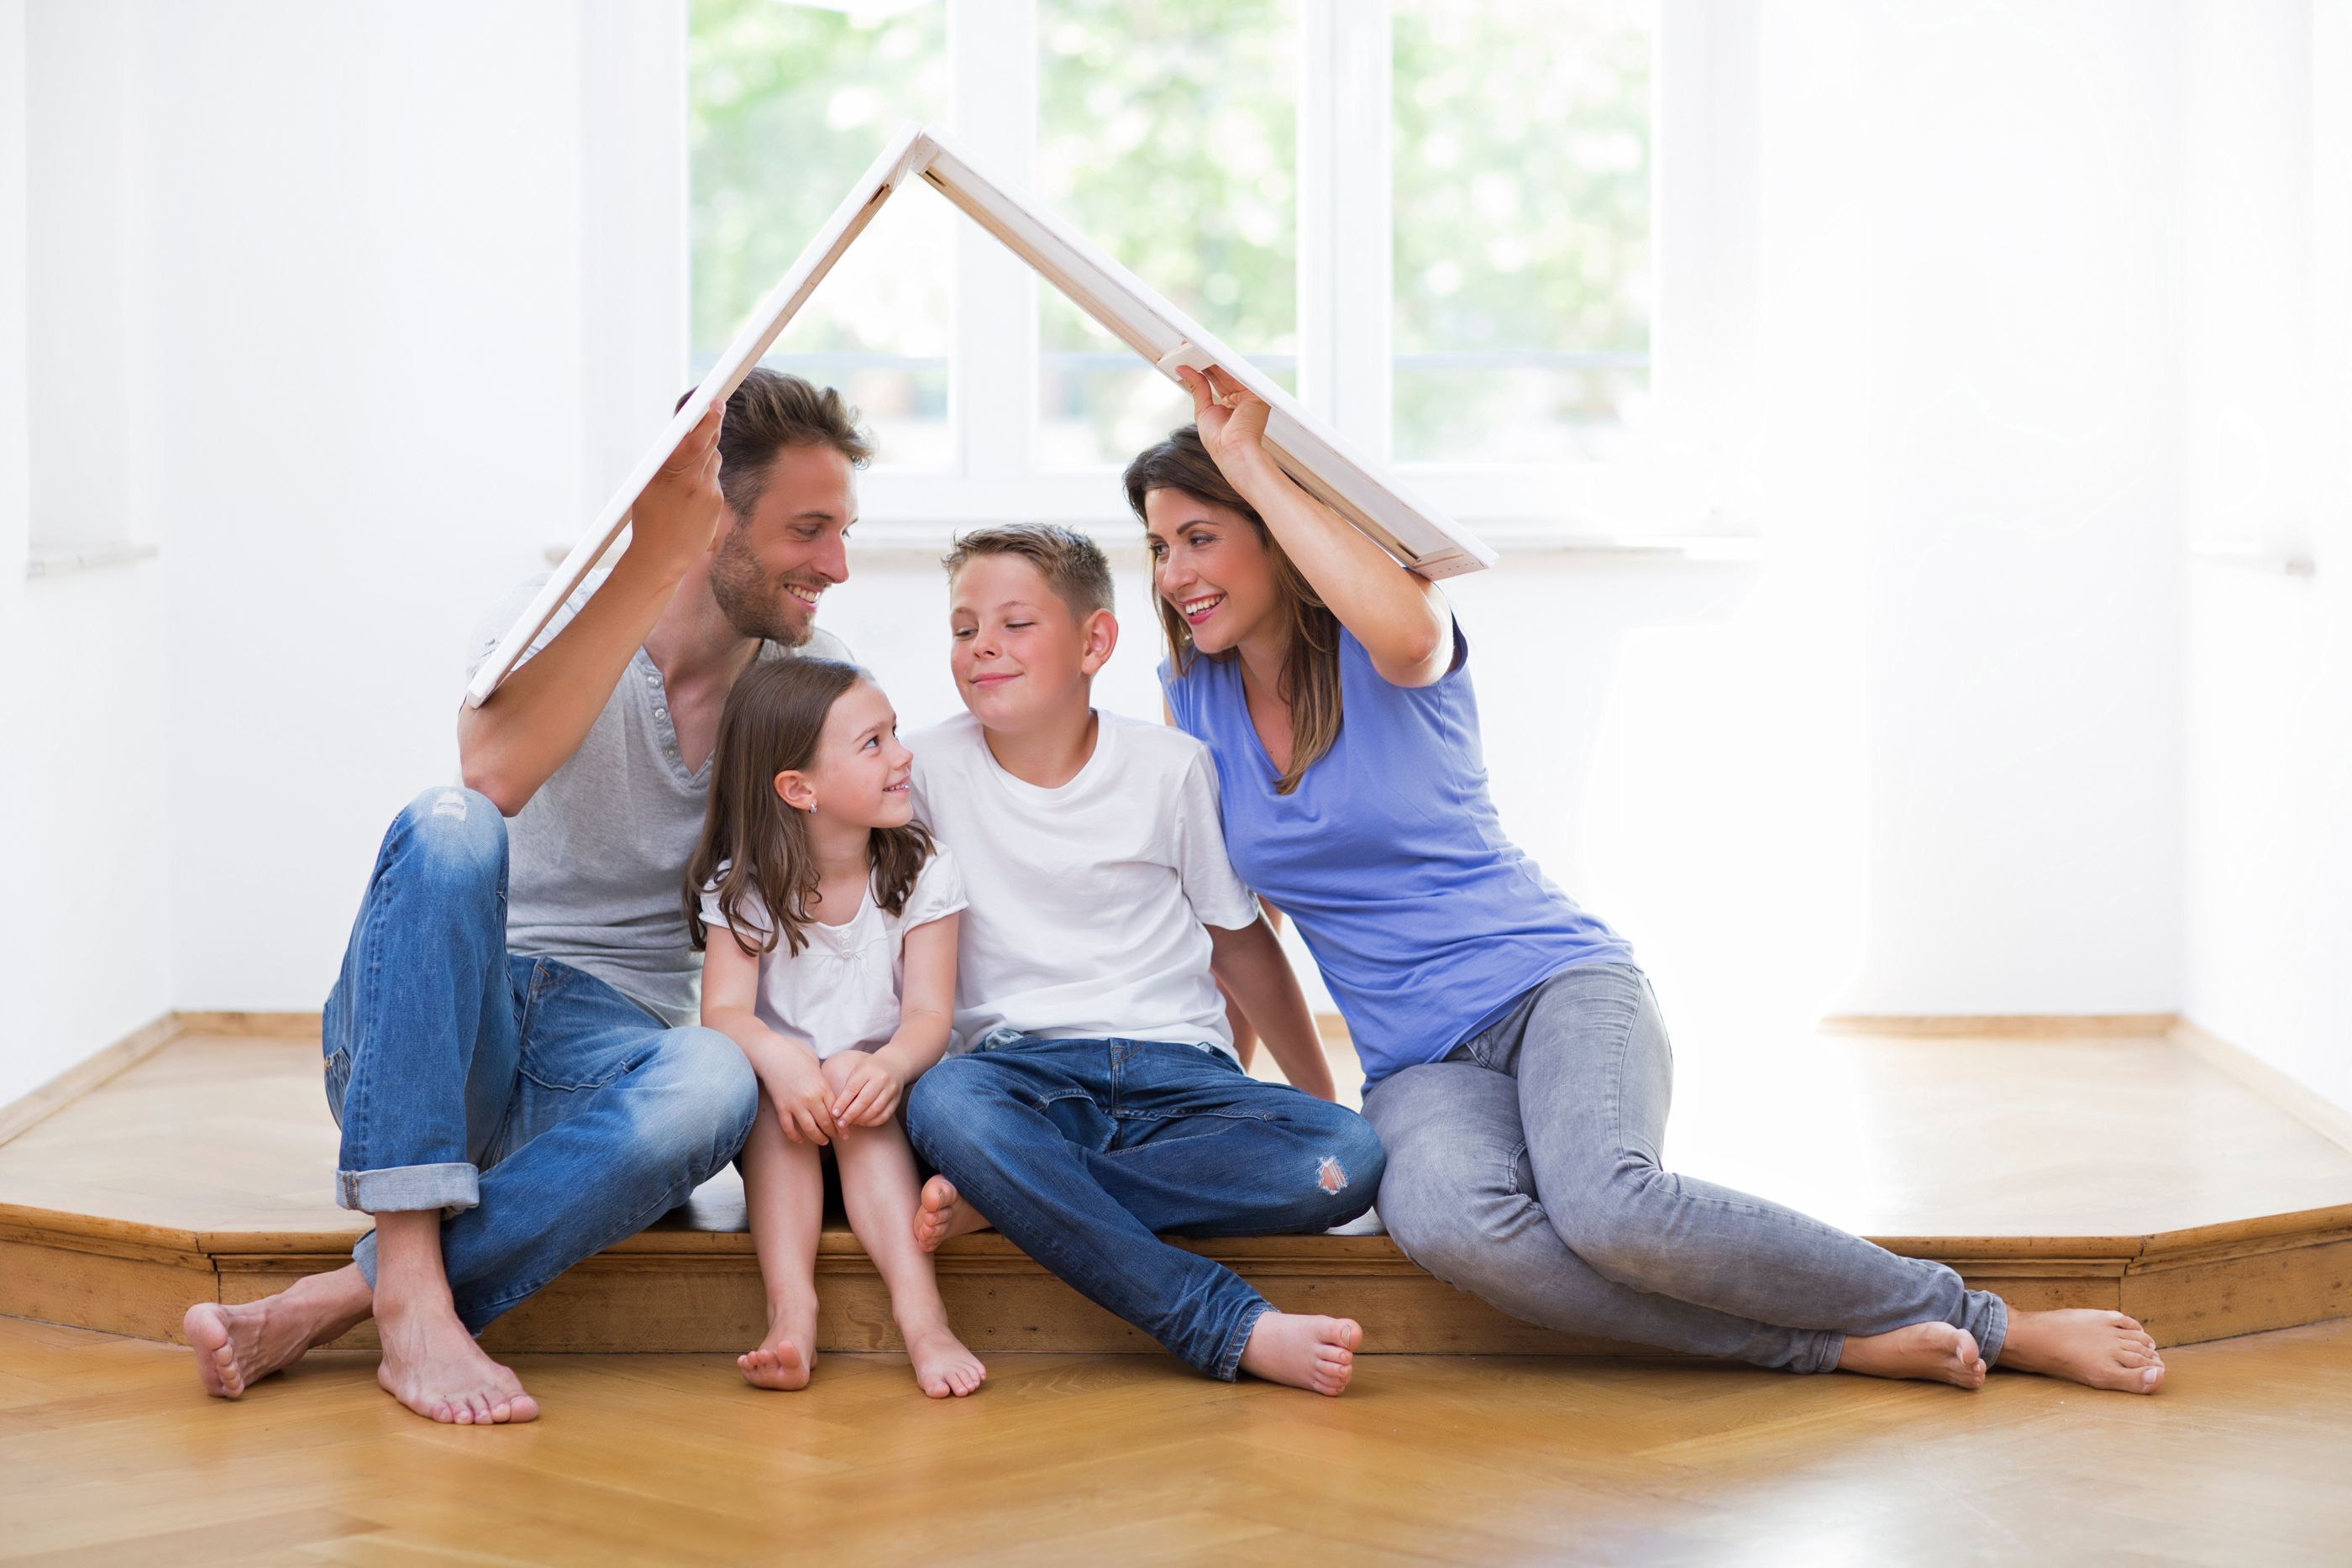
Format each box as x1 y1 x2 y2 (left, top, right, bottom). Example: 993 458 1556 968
184 1266 373 1400
184 1301 317 1399
912 1175 990 1253
375 1297 538 1424
1238 1312 1362 1397
1998 1308 2166 1394
739 1300 818 1392
900 1318 987 1398
1837 1322 1987 1389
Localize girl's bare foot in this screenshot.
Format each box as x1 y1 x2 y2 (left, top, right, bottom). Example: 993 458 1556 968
1238 1312 1362 1397
912 1175 990 1253
374 1298 538 1424
1837 1322 1987 1389
900 1318 987 1398
739 1300 818 1392
1999 1308 2166 1394
184 1266 373 1399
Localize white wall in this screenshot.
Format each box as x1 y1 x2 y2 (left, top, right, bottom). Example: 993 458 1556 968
2179 0 2351 1112
0 0 174 1107
1819 1 2189 1015
127 3 647 1011
13 1 2333 1109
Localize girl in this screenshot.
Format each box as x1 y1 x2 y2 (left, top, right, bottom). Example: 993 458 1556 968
1127 364 2165 1398
686 656 985 1398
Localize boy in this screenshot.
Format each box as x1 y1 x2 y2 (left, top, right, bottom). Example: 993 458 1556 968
901 525 1383 1397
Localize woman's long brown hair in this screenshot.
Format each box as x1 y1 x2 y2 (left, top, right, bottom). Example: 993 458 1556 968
684 658 934 959
1122 425 1343 794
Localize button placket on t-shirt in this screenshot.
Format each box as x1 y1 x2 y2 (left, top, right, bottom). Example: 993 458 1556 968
637 653 696 786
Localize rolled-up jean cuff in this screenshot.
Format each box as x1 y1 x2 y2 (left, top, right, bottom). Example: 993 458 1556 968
1976 1293 2011 1368
336 1162 480 1215
1212 1298 1276 1383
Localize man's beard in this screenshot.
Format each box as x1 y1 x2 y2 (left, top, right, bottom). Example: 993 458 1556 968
707 524 816 648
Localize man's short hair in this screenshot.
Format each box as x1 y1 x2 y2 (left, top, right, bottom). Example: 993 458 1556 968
676 368 875 520
942 525 1116 620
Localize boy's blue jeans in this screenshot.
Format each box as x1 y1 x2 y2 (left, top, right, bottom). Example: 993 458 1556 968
321 787 757 1333
903 1033 1385 1380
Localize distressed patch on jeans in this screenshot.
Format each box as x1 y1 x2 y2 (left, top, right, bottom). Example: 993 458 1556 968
432 790 469 821
1316 1155 1349 1194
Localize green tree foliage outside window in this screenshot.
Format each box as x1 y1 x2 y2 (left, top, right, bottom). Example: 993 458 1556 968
688 1 1653 473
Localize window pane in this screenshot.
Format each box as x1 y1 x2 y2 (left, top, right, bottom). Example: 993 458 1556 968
1037 0 1298 469
1393 0 1652 464
690 0 953 469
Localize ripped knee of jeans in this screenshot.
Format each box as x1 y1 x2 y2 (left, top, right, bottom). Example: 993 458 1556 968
1316 1154 1350 1195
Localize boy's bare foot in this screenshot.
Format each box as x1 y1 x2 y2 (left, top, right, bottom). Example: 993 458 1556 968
901 1318 987 1398
375 1298 538 1424
913 1175 990 1253
1238 1312 1362 1397
1998 1308 2166 1394
1837 1322 1987 1389
739 1300 818 1392
184 1266 373 1400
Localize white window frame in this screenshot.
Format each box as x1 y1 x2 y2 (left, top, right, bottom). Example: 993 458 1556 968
689 0 1759 550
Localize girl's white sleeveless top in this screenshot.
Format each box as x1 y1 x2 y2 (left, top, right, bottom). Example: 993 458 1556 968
698 849 967 1058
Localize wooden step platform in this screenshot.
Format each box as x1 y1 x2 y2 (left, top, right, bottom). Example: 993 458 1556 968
3 1018 2349 1356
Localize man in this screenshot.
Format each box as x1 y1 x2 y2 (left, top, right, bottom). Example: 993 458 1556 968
183 370 870 1424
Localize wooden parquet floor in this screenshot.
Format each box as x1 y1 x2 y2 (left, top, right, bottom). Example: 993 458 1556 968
5 1314 2352 1565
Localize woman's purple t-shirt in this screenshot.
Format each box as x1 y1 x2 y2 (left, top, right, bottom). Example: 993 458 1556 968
1162 622 1634 1088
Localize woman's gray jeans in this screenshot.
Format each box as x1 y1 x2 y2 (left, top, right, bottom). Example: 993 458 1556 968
1361 964 2008 1372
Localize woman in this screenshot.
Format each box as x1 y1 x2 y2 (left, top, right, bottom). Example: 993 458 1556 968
1126 365 2163 1394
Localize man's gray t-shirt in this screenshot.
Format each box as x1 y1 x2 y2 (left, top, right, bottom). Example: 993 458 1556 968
466 570 852 1027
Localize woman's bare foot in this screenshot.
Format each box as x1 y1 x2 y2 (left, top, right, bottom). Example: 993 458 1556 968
900 1317 987 1398
1238 1312 1362 1397
184 1266 373 1400
1837 1322 1987 1389
375 1298 538 1424
912 1175 990 1253
1998 1308 2166 1394
739 1299 818 1392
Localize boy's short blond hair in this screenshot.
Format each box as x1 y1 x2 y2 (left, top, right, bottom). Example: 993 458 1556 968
942 525 1115 620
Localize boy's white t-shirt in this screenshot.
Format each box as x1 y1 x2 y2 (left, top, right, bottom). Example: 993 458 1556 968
906 711 1261 1060
697 849 968 1060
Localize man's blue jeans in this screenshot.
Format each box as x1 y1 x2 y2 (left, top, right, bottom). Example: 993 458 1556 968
322 786 757 1333
903 1034 1385 1380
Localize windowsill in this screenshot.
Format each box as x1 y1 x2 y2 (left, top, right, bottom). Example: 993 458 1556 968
2189 543 2318 579
832 516 1762 564
1468 529 1763 562
24 542 160 579
543 528 1761 572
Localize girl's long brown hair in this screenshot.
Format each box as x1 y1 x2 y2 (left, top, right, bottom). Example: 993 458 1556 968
1122 425 1343 794
685 658 934 959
